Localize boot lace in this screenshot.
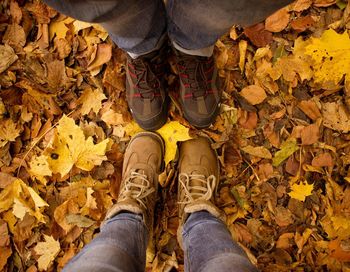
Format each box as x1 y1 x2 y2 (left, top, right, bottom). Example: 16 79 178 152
130 58 161 99
178 173 216 204
177 55 213 98
118 171 155 209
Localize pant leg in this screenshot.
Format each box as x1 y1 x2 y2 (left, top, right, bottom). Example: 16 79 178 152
182 211 257 272
43 0 166 55
167 0 293 54
63 213 148 272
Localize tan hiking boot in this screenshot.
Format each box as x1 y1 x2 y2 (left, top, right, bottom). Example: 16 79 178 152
105 132 164 231
177 137 225 248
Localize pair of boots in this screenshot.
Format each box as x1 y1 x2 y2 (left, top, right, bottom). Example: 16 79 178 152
105 132 224 248
126 45 221 130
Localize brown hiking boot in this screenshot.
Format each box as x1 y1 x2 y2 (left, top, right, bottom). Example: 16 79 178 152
126 47 169 130
105 132 164 231
177 137 225 248
175 50 222 128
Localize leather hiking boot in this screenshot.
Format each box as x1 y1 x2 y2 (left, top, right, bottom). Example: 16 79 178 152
126 47 169 130
177 137 225 249
105 132 164 231
175 50 222 128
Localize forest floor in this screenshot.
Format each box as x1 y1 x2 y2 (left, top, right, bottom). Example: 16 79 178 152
0 0 350 271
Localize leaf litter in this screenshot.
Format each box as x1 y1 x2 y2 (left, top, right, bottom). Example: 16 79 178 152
1 0 350 271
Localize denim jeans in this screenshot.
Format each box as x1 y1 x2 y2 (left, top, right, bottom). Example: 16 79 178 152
44 0 292 56
63 211 257 272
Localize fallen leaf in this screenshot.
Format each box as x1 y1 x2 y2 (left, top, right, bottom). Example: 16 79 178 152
44 115 110 177
0 119 20 147
273 139 300 167
87 43 112 72
292 0 313 11
239 40 247 72
244 23 273 47
240 85 267 105
257 163 274 182
314 0 336 7
54 199 80 233
0 44 18 73
101 108 125 127
276 233 294 249
329 239 350 261
241 145 272 159
274 206 294 227
0 179 48 223
29 155 52 184
288 182 313 202
0 247 11 271
2 24 26 48
301 123 319 145
34 235 60 271
66 214 95 228
265 8 290 32
312 152 333 167
76 88 106 115
297 29 350 86
273 55 313 83
291 16 315 32
322 101 350 132
49 17 74 40
297 100 322 120
295 228 313 253
156 121 192 165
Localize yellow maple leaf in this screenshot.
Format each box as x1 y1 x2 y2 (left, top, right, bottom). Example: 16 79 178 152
0 179 48 222
34 235 61 271
0 119 21 148
45 115 110 177
29 155 52 185
288 182 314 202
49 17 74 41
76 88 106 115
295 29 350 87
156 121 192 165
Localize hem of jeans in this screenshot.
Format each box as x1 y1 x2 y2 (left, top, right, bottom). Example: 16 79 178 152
127 33 167 59
172 41 214 57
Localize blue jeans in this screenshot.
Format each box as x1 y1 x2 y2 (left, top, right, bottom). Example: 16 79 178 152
44 0 292 56
63 211 257 272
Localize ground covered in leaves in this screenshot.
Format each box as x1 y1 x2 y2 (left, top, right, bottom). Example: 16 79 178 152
1 0 350 271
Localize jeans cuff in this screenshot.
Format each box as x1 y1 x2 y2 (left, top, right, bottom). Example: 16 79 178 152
127 33 167 59
172 41 214 57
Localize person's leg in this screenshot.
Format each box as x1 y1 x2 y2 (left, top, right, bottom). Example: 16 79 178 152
182 211 257 272
63 212 148 272
43 0 166 56
177 137 257 271
167 0 293 54
64 132 165 272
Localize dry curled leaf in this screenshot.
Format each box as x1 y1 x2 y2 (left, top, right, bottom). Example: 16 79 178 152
265 8 290 33
240 85 267 105
34 235 61 271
